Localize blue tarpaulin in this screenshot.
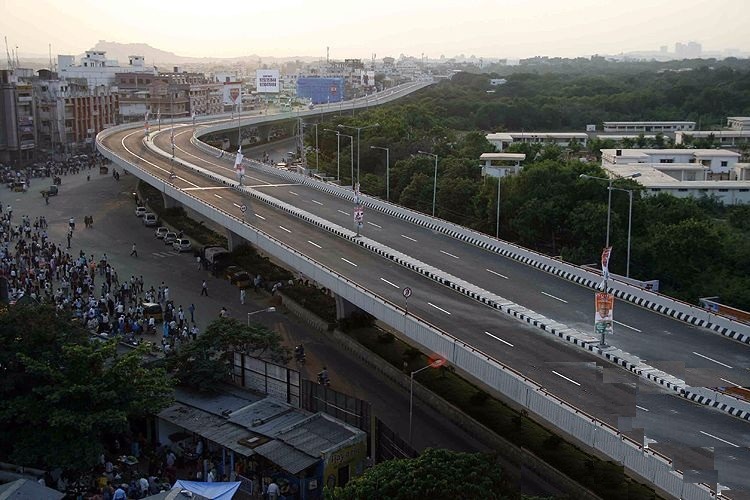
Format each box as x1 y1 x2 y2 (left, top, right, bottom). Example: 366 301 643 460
172 480 241 500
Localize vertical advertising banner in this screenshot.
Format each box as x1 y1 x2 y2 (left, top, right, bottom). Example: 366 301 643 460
595 292 614 336
255 69 280 93
600 246 612 286
360 70 376 87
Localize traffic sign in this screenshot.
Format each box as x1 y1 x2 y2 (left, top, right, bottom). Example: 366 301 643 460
402 287 412 299
240 204 247 213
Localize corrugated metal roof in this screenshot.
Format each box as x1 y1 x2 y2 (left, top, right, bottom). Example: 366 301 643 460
173 385 261 417
228 397 309 436
278 413 359 455
253 440 319 474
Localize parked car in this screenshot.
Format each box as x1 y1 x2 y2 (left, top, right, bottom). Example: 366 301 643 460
135 206 147 217
143 213 158 227
173 238 191 252
224 265 241 280
155 227 169 239
231 271 252 289
163 232 178 245
47 185 59 196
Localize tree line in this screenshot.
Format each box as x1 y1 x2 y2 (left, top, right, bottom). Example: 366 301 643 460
307 64 750 309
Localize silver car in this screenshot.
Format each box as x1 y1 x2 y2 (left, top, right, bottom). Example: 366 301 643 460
173 238 191 252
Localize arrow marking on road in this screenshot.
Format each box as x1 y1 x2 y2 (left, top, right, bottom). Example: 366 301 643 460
485 331 514 347
692 352 733 369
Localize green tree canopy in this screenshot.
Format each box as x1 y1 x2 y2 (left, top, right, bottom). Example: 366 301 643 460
0 305 173 472
168 317 290 392
325 448 517 500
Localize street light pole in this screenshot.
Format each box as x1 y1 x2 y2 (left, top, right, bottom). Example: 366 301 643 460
417 151 439 216
611 186 635 278
579 172 641 251
370 146 390 201
496 176 501 239
338 123 379 186
409 359 445 445
247 307 276 326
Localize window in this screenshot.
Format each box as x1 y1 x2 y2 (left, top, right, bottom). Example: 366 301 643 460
719 189 729 192
721 161 728 167
740 189 749 192
678 188 688 192
651 188 661 192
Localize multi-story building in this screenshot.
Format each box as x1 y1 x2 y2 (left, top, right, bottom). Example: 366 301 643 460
486 132 588 152
0 70 36 163
602 121 695 133
727 117 750 131
675 130 750 148
58 52 154 88
601 148 750 204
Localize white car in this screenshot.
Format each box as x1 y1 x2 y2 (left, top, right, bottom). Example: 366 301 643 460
143 213 158 227
163 232 178 245
135 206 147 217
155 227 169 239
173 238 191 252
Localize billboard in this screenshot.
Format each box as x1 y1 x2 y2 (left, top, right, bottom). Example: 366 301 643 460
360 70 375 87
222 82 242 106
297 77 344 104
256 69 280 93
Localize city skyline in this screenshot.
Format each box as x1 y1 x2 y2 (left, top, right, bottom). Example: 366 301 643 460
1 0 749 61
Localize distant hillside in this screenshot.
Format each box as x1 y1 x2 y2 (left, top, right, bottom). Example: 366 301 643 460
85 40 318 66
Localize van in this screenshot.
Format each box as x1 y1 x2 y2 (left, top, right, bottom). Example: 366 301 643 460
142 302 163 323
203 246 230 274
143 213 158 227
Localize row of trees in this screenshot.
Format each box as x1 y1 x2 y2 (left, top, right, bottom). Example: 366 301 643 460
305 66 750 309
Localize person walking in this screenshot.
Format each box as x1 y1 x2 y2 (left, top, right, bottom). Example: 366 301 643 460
130 243 138 257
201 280 208 296
196 254 202 270
188 303 195 323
240 288 246 305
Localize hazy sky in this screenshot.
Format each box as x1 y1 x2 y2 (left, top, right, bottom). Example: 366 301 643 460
1 0 748 59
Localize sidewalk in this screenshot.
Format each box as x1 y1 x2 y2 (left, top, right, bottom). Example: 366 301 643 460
1 170 563 496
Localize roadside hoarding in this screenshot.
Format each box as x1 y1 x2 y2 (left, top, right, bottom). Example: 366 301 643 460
595 292 614 336
256 69 280 93
360 70 375 87
222 82 243 106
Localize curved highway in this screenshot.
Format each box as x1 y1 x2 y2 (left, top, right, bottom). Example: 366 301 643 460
100 94 750 494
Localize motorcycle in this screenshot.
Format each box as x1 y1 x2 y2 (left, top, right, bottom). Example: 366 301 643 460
294 345 306 364
317 369 330 387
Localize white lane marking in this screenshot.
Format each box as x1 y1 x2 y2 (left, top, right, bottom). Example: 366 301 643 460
337 210 349 216
486 268 509 279
254 214 266 220
614 320 642 333
341 257 358 267
692 351 733 369
440 250 459 259
401 234 417 242
307 240 322 249
720 378 742 387
427 302 451 315
367 221 382 228
232 203 241 208
636 405 650 412
380 278 399 288
699 430 740 448
214 194 223 199
289 190 299 196
311 199 323 205
278 225 292 233
120 130 201 188
541 291 568 303
485 331 514 347
551 370 581 386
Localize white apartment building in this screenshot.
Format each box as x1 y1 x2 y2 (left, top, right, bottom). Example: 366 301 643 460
58 52 154 88
487 132 588 152
602 121 695 133
601 148 750 204
674 130 750 147
727 117 750 130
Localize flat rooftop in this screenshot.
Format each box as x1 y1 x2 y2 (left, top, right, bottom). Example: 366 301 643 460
604 164 750 188
601 148 740 157
603 121 695 125
480 153 526 161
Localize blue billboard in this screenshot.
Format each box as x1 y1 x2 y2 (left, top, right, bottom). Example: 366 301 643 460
296 77 345 104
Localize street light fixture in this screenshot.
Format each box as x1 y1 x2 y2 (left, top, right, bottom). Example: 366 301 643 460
370 145 390 201
579 172 641 248
247 307 276 326
417 151 439 216
409 358 446 445
610 186 635 278
325 129 354 187
337 123 379 186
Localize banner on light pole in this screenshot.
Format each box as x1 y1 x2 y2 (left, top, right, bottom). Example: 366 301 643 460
601 246 613 287
595 292 614 336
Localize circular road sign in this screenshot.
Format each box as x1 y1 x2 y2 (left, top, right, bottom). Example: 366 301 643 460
402 287 412 299
240 204 247 213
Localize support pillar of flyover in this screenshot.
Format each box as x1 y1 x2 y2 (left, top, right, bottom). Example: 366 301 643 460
161 191 178 210
334 294 362 321
225 229 246 252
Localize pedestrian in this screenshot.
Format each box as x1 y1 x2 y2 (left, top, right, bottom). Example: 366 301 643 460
44 193 49 205
66 232 71 249
201 280 208 296
189 303 195 323
220 307 228 318
130 243 138 257
267 480 280 500
196 254 201 270
240 288 246 305
69 216 75 231
190 323 198 340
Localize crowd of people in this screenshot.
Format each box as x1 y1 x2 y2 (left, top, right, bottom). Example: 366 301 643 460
0 204 200 355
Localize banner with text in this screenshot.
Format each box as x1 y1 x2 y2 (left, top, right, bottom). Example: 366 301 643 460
256 69 280 93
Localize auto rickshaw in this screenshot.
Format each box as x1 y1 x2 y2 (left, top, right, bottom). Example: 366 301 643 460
142 302 164 324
